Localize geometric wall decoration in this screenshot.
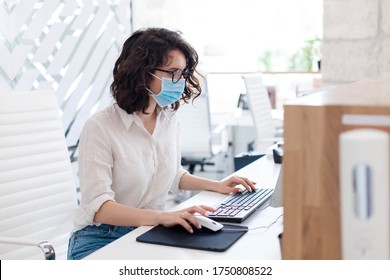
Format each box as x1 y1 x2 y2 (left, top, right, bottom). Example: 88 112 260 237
0 0 132 152
0 0 132 194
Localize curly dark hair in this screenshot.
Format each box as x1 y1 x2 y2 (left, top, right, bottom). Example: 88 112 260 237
110 28 202 114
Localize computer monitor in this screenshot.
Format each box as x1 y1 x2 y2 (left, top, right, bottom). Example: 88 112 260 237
269 167 283 208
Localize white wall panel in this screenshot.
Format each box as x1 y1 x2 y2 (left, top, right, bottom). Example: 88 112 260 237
0 0 132 193
0 0 132 148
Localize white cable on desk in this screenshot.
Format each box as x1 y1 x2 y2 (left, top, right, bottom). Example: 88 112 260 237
220 204 284 233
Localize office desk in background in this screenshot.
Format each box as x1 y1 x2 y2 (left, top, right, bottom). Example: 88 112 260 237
211 108 283 128
85 156 283 260
211 109 284 156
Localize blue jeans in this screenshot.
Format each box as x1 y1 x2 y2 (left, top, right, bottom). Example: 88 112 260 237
67 224 136 260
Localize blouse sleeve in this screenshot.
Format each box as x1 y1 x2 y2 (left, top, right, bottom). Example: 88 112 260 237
77 118 115 226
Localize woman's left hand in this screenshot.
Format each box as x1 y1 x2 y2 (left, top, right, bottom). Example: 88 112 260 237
215 176 257 194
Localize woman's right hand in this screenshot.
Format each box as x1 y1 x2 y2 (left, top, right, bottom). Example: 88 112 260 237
157 205 216 233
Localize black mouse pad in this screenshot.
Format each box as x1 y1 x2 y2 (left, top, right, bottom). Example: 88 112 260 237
136 224 248 252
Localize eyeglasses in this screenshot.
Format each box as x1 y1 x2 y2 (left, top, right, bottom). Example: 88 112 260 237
154 68 190 83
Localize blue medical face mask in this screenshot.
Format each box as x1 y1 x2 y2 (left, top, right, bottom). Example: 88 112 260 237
147 73 185 107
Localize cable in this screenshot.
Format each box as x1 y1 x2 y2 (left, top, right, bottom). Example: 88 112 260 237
257 201 271 211
248 213 283 231
220 213 284 233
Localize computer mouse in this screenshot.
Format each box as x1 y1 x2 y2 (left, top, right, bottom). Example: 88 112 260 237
194 215 224 232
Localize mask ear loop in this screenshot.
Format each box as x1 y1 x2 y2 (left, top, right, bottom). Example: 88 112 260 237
146 72 162 95
149 72 162 80
145 87 155 95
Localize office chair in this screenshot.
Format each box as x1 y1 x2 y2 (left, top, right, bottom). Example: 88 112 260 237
0 90 78 260
177 79 229 175
172 78 230 204
241 72 283 152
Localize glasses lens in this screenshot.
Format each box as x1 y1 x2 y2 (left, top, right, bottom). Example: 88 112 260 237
172 69 182 83
182 68 190 79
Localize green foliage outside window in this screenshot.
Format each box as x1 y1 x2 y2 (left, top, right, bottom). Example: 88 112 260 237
289 37 322 71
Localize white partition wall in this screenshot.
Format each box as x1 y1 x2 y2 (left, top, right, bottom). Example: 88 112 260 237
0 0 132 149
0 0 132 190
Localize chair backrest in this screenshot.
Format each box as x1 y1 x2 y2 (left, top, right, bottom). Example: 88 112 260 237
242 72 275 151
177 79 213 159
0 90 78 260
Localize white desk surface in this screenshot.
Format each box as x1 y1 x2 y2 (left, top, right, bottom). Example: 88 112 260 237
85 155 283 260
211 108 284 127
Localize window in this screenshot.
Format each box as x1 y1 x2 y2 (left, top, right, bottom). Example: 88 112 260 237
132 0 323 72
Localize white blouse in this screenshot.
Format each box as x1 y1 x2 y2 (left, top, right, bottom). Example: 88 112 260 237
72 104 188 231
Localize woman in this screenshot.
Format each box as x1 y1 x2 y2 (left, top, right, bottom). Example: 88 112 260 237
67 28 256 260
